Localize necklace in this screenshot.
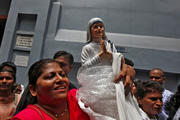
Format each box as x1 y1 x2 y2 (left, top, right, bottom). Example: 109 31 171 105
35 104 69 120
54 107 68 118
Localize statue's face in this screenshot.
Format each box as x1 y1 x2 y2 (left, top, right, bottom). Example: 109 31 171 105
91 22 104 42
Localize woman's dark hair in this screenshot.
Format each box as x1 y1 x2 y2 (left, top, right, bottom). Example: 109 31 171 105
14 59 61 115
135 80 164 99
14 86 32 115
28 59 58 86
165 84 180 120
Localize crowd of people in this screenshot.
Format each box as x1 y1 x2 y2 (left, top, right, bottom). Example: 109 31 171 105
0 17 179 120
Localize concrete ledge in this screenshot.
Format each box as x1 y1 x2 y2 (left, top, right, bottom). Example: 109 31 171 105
55 29 180 52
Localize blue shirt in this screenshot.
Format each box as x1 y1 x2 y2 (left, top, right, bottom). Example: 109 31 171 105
158 89 173 120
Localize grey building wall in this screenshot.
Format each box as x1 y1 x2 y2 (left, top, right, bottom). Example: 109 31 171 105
0 0 54 86
59 0 180 38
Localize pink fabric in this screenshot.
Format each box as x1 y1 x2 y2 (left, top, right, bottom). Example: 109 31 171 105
12 89 90 120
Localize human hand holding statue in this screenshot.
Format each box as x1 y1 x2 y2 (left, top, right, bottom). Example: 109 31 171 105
113 64 135 96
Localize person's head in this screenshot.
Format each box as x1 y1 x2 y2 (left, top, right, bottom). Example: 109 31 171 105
149 68 166 85
87 17 107 43
53 51 74 75
135 81 163 118
0 61 16 93
29 59 70 106
131 79 142 96
124 58 134 67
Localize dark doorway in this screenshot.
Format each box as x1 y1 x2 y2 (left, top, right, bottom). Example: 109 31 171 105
0 16 7 46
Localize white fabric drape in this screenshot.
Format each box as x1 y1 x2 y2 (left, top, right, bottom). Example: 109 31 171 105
77 53 142 120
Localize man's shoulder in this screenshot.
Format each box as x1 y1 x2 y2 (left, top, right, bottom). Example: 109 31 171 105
162 89 173 102
163 89 173 95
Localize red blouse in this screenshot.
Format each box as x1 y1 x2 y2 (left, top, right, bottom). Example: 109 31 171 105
12 89 90 120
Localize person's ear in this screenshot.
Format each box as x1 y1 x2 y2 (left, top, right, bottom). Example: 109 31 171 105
137 97 143 107
29 85 37 97
163 76 166 84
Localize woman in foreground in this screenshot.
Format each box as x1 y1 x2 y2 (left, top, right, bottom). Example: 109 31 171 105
12 59 90 120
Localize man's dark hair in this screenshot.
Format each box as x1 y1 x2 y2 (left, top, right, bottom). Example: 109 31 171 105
149 68 165 77
0 61 16 82
53 51 74 65
0 61 16 73
135 80 163 99
124 58 134 67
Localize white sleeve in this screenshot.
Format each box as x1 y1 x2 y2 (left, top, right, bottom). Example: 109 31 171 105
81 45 101 67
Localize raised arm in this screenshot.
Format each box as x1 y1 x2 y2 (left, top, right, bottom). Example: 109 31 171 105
113 64 135 96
